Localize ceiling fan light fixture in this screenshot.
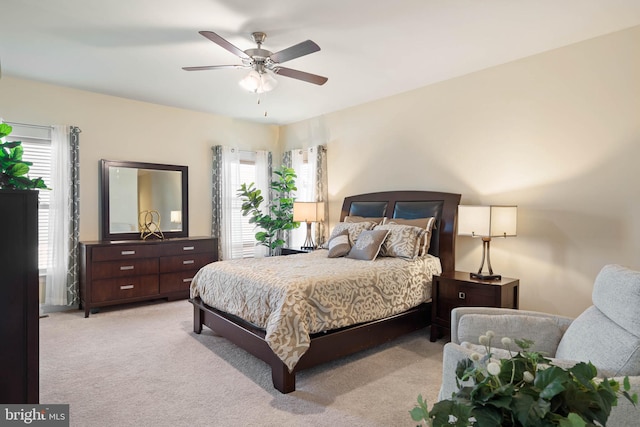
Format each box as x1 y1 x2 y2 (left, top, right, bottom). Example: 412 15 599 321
238 69 277 94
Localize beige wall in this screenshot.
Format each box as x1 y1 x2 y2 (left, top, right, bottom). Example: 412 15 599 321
281 26 640 317
0 77 280 242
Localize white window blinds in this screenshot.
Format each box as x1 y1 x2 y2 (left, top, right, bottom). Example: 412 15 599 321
6 125 52 271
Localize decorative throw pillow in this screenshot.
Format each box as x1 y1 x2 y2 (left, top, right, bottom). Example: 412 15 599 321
374 224 423 259
327 229 351 258
346 229 390 261
385 217 436 256
344 215 385 225
328 221 376 245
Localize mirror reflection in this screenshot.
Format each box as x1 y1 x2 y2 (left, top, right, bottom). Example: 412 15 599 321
108 167 183 234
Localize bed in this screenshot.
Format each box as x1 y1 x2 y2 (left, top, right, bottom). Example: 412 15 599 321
189 190 461 393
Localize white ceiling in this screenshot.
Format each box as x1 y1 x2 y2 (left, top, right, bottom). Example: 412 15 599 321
2 0 640 125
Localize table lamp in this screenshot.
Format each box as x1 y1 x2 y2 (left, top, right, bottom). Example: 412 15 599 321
457 205 517 280
293 202 325 251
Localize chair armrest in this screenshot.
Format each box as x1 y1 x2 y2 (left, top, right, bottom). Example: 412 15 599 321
438 342 475 400
450 307 574 355
607 376 640 427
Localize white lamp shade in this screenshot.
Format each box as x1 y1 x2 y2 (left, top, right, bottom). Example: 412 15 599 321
457 205 517 237
293 202 325 222
238 69 278 94
170 210 182 223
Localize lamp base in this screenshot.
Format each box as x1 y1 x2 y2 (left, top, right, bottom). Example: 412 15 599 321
470 272 502 281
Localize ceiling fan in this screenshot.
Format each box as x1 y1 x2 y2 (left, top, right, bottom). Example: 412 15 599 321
183 31 328 93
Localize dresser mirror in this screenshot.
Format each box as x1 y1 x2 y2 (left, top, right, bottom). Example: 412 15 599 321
100 159 189 240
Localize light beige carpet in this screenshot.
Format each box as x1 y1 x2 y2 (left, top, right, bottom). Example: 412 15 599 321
39 300 446 427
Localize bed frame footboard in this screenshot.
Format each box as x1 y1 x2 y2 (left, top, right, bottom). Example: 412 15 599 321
190 297 431 393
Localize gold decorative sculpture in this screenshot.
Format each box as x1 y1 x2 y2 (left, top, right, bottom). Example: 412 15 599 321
139 210 164 240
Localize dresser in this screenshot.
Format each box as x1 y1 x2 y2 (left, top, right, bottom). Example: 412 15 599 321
80 237 217 317
0 190 39 403
430 271 519 342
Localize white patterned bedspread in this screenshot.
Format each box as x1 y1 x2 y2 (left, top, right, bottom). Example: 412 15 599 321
190 250 441 370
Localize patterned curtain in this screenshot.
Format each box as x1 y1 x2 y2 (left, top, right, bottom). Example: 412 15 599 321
312 145 329 247
211 145 224 259
67 127 80 305
283 145 328 248
45 125 81 306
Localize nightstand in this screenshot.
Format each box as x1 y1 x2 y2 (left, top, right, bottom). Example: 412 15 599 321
430 271 519 342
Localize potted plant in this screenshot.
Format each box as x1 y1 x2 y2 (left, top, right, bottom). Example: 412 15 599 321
411 331 637 427
237 165 299 256
0 123 48 190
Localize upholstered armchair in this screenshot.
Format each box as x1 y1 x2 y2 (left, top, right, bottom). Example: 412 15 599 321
438 264 640 427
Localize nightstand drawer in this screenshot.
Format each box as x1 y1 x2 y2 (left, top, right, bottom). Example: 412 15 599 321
91 275 159 302
438 281 495 307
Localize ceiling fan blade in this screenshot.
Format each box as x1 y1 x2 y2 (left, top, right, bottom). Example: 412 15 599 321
199 31 251 60
270 40 320 64
274 67 328 85
182 65 248 71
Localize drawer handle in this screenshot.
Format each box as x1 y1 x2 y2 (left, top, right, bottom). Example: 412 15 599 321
183 278 193 283
458 291 466 300
120 284 134 290
183 246 195 251
120 265 135 271
183 260 195 265
121 250 136 255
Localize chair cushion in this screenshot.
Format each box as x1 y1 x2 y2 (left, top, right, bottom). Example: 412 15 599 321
592 264 640 336
457 314 565 356
556 306 640 377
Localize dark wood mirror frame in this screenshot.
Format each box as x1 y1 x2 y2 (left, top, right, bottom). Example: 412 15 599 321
100 159 189 241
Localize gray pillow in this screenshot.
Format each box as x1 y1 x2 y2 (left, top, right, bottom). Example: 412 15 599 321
346 229 389 261
328 221 376 245
374 223 423 259
327 229 351 258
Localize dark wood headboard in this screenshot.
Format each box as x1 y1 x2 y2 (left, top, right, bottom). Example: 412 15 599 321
340 191 461 273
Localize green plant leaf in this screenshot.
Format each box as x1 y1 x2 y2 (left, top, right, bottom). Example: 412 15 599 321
7 162 29 177
558 412 587 427
9 144 24 160
0 123 12 138
535 366 568 399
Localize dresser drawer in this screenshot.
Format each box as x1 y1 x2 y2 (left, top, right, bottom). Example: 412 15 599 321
160 270 198 293
159 253 215 273
92 258 159 280
91 275 159 303
92 244 158 261
160 239 215 256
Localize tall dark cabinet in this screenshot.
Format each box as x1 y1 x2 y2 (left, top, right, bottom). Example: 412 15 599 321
0 189 39 403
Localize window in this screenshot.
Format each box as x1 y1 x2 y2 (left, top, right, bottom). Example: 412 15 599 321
6 124 52 272
235 151 259 258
